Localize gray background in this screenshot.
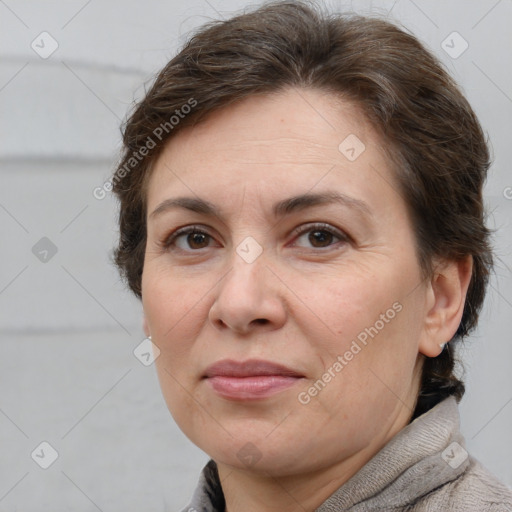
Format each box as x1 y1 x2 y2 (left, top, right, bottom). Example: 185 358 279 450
0 0 511 510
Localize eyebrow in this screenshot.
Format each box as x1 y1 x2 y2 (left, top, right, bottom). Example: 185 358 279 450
149 192 372 221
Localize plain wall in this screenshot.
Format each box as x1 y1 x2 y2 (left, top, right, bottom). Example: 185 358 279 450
1 0 511 510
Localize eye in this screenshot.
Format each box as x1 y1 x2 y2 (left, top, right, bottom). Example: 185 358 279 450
163 226 218 251
291 223 348 249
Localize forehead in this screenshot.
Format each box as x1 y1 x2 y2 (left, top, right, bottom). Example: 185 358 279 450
146 87 398 212
163 88 370 158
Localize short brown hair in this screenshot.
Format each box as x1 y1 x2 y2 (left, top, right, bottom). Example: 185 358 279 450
112 0 493 418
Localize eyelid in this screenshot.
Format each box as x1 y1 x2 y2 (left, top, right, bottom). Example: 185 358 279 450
288 222 350 247
162 224 219 249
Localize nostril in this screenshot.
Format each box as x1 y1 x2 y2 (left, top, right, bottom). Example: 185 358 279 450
253 318 269 325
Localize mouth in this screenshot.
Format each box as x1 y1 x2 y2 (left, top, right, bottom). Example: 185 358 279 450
203 359 304 401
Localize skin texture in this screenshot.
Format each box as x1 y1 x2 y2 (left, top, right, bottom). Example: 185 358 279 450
141 87 472 512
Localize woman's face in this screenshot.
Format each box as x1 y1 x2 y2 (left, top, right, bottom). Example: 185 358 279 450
142 87 434 476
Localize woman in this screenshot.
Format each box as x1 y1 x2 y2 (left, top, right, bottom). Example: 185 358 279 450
111 1 512 510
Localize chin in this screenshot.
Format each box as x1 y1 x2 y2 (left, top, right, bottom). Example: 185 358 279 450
189 423 321 476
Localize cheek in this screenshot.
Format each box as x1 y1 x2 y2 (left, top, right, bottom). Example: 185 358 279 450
294 269 389 342
142 270 207 361
144 265 197 323
153 361 209 441
143 273 207 427
295 284 422 433
291 264 422 374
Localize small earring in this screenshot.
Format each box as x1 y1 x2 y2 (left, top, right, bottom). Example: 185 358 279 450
439 343 446 350
148 335 152 340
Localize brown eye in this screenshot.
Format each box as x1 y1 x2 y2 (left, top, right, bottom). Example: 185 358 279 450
187 232 210 249
292 223 348 250
308 230 334 248
163 226 217 251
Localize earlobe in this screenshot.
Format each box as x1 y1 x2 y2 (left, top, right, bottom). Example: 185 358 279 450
419 256 473 358
143 315 151 338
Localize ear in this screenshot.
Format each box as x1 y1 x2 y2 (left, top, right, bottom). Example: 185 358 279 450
143 314 151 338
419 255 473 357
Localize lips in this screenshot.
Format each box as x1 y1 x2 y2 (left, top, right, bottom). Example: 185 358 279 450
204 359 303 378
203 359 304 400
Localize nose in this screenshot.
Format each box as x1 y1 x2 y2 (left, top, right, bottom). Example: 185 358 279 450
208 252 287 335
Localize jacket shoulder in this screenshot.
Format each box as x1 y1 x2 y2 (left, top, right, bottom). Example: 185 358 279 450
412 457 512 512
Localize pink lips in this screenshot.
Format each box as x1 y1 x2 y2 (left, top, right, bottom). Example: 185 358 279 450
203 359 303 400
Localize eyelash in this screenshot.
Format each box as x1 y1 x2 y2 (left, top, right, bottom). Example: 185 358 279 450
161 226 213 251
161 223 349 252
290 223 349 249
